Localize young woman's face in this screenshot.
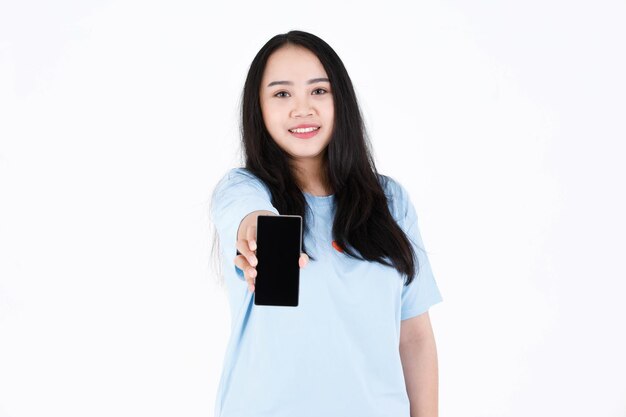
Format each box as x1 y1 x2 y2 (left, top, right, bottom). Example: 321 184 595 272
260 45 334 164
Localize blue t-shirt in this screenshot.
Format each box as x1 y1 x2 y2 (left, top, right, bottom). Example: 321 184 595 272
210 167 443 417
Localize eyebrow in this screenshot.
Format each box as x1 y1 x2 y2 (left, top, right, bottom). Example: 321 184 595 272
266 77 330 87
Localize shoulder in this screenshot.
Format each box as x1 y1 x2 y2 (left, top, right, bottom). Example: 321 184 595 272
211 168 275 209
376 173 411 221
215 167 270 193
219 167 259 183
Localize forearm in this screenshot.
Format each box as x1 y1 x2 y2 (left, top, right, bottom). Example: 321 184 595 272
399 329 439 417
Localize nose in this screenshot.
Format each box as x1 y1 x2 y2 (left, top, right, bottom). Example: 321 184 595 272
290 95 314 118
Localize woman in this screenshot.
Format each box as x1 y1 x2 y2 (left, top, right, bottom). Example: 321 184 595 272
210 30 443 417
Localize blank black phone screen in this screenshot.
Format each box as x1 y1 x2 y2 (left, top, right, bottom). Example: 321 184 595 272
254 215 302 307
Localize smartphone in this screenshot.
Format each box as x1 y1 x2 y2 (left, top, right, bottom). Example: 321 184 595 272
254 215 302 307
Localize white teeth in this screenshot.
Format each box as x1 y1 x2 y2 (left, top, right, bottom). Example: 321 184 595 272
289 126 319 133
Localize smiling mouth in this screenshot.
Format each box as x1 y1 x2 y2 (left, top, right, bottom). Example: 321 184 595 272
288 126 320 133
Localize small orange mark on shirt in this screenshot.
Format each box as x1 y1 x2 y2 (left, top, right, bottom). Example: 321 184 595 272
332 240 344 253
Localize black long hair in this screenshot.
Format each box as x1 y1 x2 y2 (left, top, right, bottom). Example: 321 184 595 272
240 30 419 286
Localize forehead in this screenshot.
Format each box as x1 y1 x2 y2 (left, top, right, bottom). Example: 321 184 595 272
262 45 328 83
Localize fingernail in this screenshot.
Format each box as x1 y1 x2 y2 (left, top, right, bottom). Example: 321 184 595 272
251 240 257 250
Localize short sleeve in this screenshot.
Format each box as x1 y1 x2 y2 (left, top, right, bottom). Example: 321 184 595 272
393 180 443 320
210 168 280 281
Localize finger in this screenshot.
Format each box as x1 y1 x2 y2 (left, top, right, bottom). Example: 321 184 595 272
246 224 257 252
246 260 256 292
299 253 309 268
233 252 256 289
236 238 257 267
247 268 256 293
233 252 247 270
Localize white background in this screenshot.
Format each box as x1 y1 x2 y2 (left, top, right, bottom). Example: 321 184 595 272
1 1 625 416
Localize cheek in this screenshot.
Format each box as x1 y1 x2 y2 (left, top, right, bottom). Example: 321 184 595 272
325 99 334 119
264 113 283 132
260 103 279 130
325 104 335 126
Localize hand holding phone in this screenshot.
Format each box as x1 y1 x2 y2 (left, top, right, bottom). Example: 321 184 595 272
234 213 308 297
254 215 303 307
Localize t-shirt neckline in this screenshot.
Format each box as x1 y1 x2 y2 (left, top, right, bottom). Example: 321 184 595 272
304 191 334 206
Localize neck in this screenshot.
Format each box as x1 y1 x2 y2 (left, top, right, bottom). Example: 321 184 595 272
291 158 332 196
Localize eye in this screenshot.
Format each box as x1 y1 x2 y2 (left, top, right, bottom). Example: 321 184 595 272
312 88 328 95
274 91 290 98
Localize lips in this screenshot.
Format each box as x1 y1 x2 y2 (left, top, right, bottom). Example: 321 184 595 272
289 125 321 139
288 124 320 132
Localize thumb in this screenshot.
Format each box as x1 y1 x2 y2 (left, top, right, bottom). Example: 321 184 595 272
299 253 309 268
